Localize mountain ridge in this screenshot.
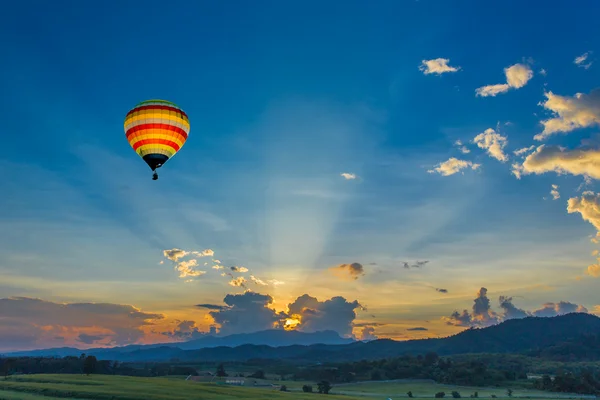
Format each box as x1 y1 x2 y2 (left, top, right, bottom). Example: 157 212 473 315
4 313 600 362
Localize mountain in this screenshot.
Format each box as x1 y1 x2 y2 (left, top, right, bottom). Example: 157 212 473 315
5 313 600 362
3 329 353 359
177 328 353 350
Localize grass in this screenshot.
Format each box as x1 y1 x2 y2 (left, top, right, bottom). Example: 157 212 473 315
0 374 359 400
0 375 590 400
330 380 587 398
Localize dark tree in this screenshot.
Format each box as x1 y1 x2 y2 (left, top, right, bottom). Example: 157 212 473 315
407 391 414 398
506 389 513 397
83 355 97 375
435 392 446 398
317 380 332 394
303 385 313 392
250 369 265 379
452 391 461 398
216 363 228 377
280 385 288 391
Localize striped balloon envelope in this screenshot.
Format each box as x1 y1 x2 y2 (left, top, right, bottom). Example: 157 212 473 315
124 99 190 180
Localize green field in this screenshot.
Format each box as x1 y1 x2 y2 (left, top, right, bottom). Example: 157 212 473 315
0 375 591 400
0 374 357 400
329 380 578 398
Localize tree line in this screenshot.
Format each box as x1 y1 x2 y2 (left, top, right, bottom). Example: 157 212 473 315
3 351 600 395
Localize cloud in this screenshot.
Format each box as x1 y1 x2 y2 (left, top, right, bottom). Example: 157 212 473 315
331 262 365 280
475 63 533 97
407 327 428 331
586 264 600 277
228 276 247 288
443 288 589 328
514 145 600 180
435 288 449 293
206 291 287 336
358 326 378 341
473 128 509 162
505 64 534 89
341 172 357 180
0 297 164 351
550 184 560 200
534 89 600 141
532 301 588 317
428 157 481 176
287 294 363 337
498 296 529 320
567 191 600 233
514 145 536 157
196 303 227 311
161 320 215 340
163 248 189 262
77 333 108 344
419 58 461 75
174 259 206 278
574 52 593 69
230 266 249 273
454 140 471 154
250 275 268 286
268 279 285 287
539 68 547 76
192 249 215 257
163 248 214 279
402 260 429 268
443 287 499 327
476 84 511 97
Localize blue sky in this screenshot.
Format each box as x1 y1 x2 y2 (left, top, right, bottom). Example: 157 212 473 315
1 0 600 350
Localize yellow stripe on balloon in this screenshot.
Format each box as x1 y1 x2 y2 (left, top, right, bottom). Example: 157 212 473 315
128 107 190 123
127 133 186 148
124 114 190 131
135 143 178 156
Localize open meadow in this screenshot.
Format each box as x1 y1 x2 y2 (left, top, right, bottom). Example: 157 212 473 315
0 374 357 400
0 375 595 400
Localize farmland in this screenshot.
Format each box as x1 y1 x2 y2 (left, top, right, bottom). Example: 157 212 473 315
0 374 353 400
0 375 593 400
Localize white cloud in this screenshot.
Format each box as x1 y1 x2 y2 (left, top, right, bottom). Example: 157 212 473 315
454 140 470 154
505 63 534 89
567 191 600 232
574 51 593 69
514 145 600 180
175 259 206 278
419 58 461 75
475 63 533 97
534 89 600 141
473 128 509 162
192 249 215 257
513 145 536 156
268 279 285 287
475 83 510 97
250 275 268 286
341 172 357 180
428 158 481 176
550 184 560 200
163 249 189 262
539 69 547 76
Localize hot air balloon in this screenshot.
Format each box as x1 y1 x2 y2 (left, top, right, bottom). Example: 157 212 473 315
124 99 190 180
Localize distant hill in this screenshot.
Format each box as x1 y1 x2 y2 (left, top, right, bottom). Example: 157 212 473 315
5 313 600 362
3 329 353 360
